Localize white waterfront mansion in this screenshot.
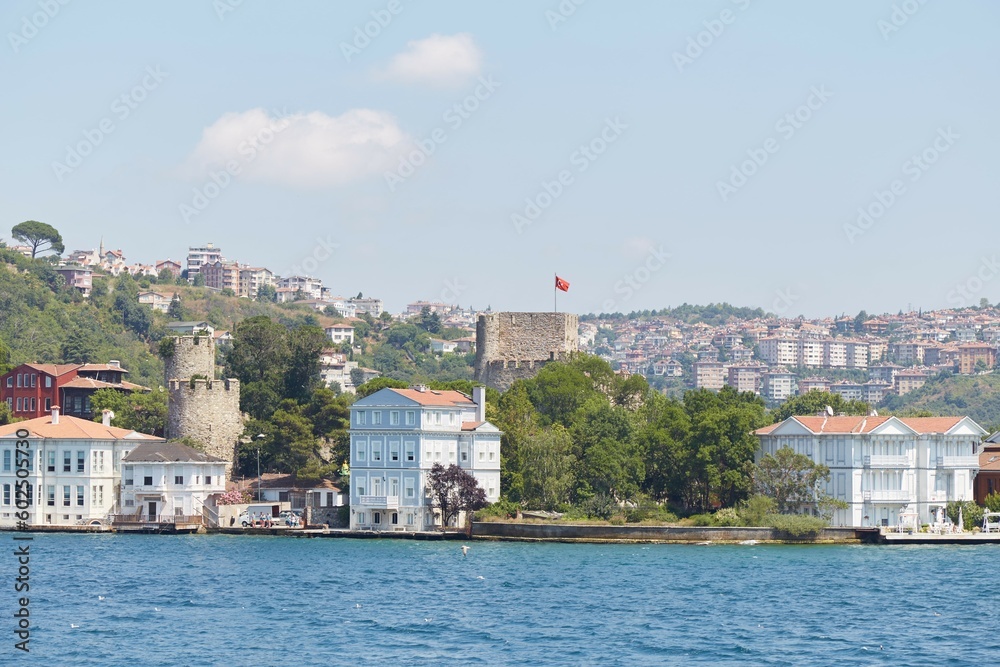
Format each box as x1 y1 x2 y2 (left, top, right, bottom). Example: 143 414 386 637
0 408 160 528
349 386 501 531
755 415 986 528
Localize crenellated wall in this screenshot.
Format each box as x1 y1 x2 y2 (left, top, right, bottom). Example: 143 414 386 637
167 378 243 466
164 335 216 383
475 312 579 390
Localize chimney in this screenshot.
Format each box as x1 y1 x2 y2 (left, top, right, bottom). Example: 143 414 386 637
102 409 115 427
473 386 486 423
51 405 60 425
108 360 121 369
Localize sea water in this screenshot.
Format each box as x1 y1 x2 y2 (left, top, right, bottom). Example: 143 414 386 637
6 533 999 666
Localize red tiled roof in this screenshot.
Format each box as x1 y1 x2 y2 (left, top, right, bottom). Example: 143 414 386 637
979 444 1000 472
59 377 148 391
756 415 967 436
21 363 81 377
461 421 485 431
0 414 160 440
389 389 474 406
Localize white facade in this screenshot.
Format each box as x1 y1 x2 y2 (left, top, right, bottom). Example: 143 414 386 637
756 415 986 528
326 325 355 345
120 442 227 521
349 387 501 531
0 411 159 527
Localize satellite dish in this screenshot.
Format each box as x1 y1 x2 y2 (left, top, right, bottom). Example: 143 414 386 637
825 405 834 416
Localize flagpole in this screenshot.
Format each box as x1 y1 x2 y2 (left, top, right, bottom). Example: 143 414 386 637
554 273 557 313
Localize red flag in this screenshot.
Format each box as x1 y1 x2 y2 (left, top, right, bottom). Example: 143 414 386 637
555 276 570 292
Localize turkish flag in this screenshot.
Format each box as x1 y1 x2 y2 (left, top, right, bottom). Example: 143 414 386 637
555 276 570 292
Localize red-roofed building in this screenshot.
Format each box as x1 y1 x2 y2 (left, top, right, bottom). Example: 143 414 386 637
1 361 149 421
348 385 500 531
0 409 160 528
755 414 986 529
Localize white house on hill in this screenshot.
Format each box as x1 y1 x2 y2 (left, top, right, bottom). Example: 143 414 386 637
755 415 986 528
349 386 501 531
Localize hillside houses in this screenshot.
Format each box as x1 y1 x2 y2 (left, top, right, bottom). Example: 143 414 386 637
583 306 1000 405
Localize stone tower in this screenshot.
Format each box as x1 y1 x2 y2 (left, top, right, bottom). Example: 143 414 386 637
164 335 242 467
474 312 579 390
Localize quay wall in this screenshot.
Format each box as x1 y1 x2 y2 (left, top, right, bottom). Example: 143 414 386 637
471 522 876 543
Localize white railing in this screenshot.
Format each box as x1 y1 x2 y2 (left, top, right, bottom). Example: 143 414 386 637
938 456 979 469
358 495 399 510
863 489 910 502
865 455 909 468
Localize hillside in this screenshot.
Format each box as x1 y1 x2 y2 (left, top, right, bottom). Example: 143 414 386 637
881 372 1000 429
0 249 349 389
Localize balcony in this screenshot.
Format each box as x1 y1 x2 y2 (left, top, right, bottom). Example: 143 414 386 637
864 455 909 468
863 489 910 503
936 456 979 469
357 495 399 510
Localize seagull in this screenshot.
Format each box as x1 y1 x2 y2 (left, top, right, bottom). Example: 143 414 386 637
154 607 161 612
424 617 432 622
354 603 362 609
98 596 105 601
476 576 484 580
461 545 470 556
70 624 80 629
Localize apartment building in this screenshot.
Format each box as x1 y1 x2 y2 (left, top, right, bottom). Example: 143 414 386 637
692 361 725 391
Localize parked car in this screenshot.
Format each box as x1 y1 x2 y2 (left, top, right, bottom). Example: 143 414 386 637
278 510 302 526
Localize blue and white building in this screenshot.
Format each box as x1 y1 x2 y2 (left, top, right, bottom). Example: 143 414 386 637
349 386 501 531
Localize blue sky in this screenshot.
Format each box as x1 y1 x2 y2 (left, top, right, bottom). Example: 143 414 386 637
2 0 997 317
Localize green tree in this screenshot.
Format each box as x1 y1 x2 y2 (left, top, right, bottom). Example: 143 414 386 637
349 367 365 389
11 220 64 258
284 325 327 401
772 391 870 423
0 336 12 375
61 328 99 363
90 388 167 436
355 376 408 398
753 446 832 514
167 294 185 320
192 272 205 287
256 283 277 302
225 316 289 419
520 425 576 510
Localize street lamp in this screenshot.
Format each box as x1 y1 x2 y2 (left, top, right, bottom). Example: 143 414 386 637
256 434 266 502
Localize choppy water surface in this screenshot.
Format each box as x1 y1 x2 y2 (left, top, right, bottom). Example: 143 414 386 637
6 534 999 666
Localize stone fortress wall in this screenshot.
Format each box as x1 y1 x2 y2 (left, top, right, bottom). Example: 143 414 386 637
164 335 242 467
474 312 579 390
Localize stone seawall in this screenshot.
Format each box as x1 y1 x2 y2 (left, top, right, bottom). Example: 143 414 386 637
472 522 875 544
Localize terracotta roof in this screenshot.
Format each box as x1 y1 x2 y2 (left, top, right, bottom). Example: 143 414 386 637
0 414 161 441
389 388 475 406
461 421 485 431
756 415 967 436
979 444 1000 472
20 363 81 377
123 441 227 463
78 363 130 374
59 377 148 392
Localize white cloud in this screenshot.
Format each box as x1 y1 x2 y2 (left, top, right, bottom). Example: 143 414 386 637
379 33 483 87
184 107 408 188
